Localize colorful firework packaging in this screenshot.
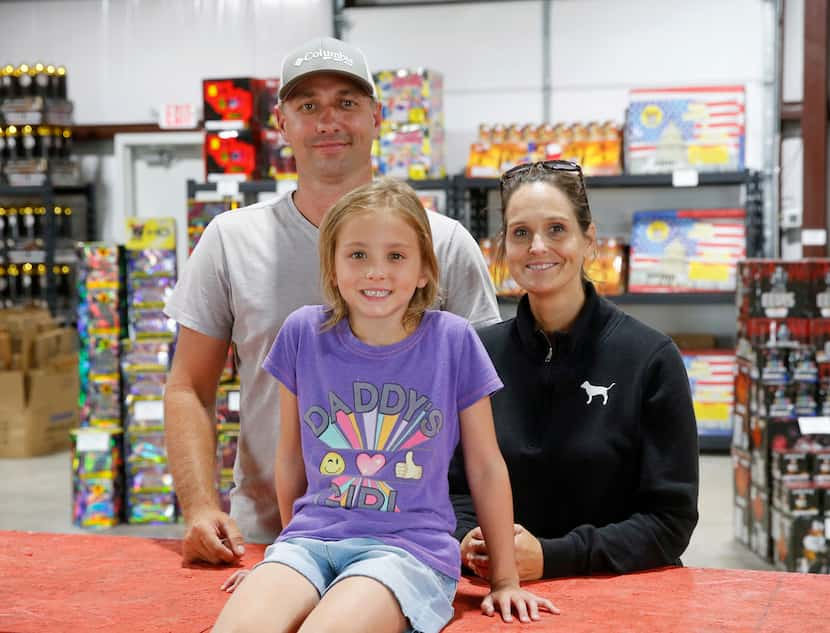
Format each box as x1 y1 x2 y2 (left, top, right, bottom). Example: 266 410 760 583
216 384 241 512
125 218 177 341
71 428 124 528
76 244 123 428
121 218 178 523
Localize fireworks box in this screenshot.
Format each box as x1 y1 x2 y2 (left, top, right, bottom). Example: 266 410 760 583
374 68 443 129
204 128 295 181
585 237 627 296
737 260 811 319
628 208 745 292
771 508 830 573
374 123 445 180
682 350 735 436
810 260 830 318
202 77 280 130
750 484 771 561
624 85 745 174
733 448 751 546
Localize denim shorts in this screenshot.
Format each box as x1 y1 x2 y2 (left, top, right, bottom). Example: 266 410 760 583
256 537 457 633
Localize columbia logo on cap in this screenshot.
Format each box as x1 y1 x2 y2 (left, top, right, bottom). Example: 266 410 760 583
294 49 354 67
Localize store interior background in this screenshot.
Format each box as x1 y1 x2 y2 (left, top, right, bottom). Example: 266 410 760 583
0 0 812 571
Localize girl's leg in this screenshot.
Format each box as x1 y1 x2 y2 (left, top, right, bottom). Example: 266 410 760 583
212 563 320 633
296 576 407 633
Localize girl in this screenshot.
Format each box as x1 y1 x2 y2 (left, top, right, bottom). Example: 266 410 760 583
213 178 558 633
449 159 699 580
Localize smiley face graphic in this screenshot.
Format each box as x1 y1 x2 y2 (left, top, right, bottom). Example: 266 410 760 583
319 451 346 476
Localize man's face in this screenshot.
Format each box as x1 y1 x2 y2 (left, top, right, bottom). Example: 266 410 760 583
276 72 381 182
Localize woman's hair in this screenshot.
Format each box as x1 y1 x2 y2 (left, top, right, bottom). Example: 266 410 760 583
318 177 440 331
494 162 594 284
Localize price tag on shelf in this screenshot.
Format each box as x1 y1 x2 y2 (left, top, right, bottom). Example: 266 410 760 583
798 417 830 435
216 180 240 197
802 229 827 246
672 169 699 188
75 430 110 453
228 391 241 412
134 400 165 421
159 103 198 130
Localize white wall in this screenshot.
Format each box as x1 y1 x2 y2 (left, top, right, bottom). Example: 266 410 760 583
0 0 332 123
346 0 769 172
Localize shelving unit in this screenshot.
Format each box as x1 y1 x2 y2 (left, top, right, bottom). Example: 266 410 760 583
453 170 764 257
0 182 96 321
186 177 456 216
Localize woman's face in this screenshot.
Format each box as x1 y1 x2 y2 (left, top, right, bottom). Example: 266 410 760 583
503 181 595 299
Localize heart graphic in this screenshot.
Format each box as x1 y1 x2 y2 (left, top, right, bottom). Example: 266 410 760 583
356 453 386 477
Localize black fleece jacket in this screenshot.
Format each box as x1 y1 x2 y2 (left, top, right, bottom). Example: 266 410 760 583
449 282 699 578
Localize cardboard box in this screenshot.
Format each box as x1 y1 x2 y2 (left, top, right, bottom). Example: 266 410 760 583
0 352 80 457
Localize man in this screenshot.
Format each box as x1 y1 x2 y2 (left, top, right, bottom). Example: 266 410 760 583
163 36 500 565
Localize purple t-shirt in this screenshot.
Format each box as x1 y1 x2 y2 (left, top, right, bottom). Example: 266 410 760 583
262 305 502 579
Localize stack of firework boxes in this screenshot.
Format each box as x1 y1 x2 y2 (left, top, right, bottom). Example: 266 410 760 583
185 208 240 512
71 219 179 528
373 69 445 180
733 260 830 573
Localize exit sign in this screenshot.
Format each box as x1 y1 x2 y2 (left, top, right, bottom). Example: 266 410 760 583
159 103 198 129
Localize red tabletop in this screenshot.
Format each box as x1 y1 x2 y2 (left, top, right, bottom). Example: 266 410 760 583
2 530 828 632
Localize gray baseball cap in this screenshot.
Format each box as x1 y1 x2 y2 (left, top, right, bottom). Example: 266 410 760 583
279 36 377 101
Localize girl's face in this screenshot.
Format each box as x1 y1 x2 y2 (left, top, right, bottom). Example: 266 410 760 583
504 181 595 300
333 209 428 333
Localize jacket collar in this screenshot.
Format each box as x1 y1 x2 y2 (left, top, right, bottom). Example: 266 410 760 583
515 281 601 362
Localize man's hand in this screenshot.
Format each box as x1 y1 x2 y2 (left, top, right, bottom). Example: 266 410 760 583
182 507 245 565
461 524 544 581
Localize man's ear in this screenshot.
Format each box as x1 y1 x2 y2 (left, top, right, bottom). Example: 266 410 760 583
275 104 288 137
371 99 382 137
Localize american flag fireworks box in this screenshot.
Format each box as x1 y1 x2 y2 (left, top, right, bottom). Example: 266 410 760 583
628 208 746 292
625 85 745 174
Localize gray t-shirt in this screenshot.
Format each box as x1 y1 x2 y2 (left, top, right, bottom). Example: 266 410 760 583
164 192 499 542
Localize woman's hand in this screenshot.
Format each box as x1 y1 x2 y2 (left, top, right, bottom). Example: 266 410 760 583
461 524 544 581
513 524 544 581
481 580 560 623
460 526 489 578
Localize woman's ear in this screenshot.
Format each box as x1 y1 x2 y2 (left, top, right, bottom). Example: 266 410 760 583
585 222 598 260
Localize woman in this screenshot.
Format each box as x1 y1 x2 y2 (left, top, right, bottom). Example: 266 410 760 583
448 160 699 580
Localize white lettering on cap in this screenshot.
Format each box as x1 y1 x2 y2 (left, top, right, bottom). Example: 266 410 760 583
294 48 354 67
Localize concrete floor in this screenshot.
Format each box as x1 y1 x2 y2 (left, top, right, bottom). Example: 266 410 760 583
0 452 773 571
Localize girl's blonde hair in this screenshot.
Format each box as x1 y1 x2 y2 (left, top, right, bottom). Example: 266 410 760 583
318 177 440 331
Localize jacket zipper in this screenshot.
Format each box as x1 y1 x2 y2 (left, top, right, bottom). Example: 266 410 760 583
541 332 553 363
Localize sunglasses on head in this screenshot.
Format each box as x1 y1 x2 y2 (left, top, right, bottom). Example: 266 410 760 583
499 159 583 196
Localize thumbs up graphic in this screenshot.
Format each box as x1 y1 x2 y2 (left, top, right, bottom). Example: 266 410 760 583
394 451 423 480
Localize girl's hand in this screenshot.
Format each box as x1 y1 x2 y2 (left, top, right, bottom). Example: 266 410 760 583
220 568 250 593
481 583 560 623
